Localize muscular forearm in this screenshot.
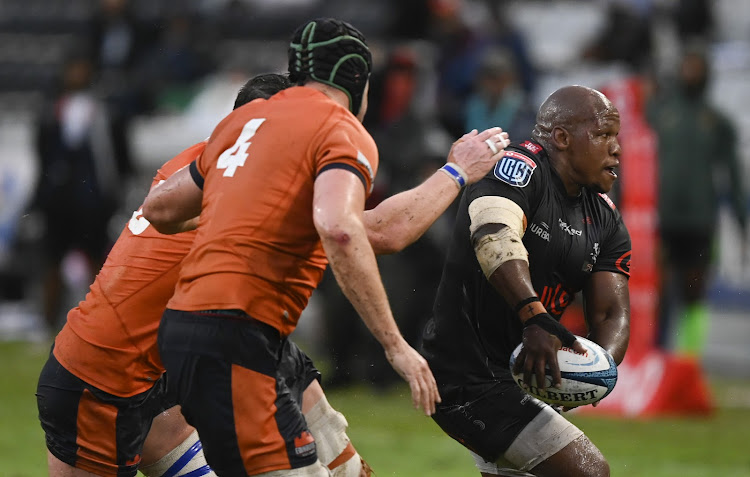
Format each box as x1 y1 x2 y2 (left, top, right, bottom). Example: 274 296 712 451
320 222 405 352
488 260 537 314
150 216 200 235
365 171 458 254
142 167 203 234
586 313 629 365
583 272 631 364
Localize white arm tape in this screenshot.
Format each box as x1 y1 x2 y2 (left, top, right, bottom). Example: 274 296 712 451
469 196 528 278
468 196 526 236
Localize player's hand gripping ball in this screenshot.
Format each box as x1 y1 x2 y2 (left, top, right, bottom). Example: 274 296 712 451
509 335 617 407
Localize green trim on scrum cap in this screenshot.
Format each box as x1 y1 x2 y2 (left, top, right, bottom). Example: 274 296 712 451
289 20 370 113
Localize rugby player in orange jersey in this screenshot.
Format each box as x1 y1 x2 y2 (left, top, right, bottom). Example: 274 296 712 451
36 65 508 477
35 74 292 477
143 17 511 477
37 73 379 477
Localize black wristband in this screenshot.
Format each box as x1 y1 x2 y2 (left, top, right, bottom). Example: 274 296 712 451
514 296 541 314
523 313 577 347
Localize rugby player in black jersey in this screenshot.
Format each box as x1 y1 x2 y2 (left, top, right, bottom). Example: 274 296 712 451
422 85 631 477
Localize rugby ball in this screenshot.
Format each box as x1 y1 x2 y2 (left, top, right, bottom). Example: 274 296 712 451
508 335 617 407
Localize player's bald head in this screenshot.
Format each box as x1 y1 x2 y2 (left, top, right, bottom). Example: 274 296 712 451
532 85 616 145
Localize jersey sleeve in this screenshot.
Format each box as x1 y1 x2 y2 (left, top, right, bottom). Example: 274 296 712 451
593 209 632 278
466 148 544 222
313 115 379 195
153 142 206 190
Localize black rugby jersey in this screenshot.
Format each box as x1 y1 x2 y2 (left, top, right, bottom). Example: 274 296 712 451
422 140 631 385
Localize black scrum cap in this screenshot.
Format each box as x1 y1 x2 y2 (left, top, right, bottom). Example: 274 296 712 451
288 18 372 115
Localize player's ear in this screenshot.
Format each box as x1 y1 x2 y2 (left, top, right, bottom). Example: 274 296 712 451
552 126 570 150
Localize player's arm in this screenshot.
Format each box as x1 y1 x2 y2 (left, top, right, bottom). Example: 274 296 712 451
313 168 440 415
469 196 583 390
583 271 630 365
142 164 202 234
365 127 509 254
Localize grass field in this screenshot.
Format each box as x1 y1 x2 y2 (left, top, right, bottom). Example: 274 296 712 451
3 340 750 477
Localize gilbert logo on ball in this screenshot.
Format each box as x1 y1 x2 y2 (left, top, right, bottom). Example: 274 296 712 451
509 335 617 407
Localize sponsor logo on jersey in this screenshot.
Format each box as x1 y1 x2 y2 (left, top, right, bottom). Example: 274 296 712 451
582 242 600 272
529 222 550 242
494 151 537 187
558 218 582 236
599 193 617 210
293 431 316 457
520 140 542 154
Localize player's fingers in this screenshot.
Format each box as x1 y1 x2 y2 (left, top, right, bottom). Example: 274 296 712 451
413 371 429 414
513 347 527 375
421 377 436 416
572 339 587 355
475 126 504 142
522 354 535 389
534 358 547 391
421 365 440 415
409 376 422 412
548 350 562 389
454 129 479 145
495 132 511 151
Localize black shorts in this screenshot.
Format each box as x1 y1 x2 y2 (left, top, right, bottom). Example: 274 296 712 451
431 374 544 463
36 350 168 477
279 339 321 407
158 308 318 476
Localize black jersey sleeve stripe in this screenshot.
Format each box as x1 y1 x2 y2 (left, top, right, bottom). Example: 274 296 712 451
189 160 204 190
318 163 367 190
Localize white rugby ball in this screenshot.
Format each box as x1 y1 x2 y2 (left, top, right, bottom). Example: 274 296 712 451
508 335 617 407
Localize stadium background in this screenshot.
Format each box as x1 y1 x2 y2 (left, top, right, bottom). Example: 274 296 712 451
0 0 749 475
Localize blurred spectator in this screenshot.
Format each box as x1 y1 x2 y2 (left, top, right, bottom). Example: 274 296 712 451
463 46 536 140
581 0 654 72
320 45 454 389
430 0 536 138
89 0 152 86
86 0 151 190
672 0 714 43
646 46 747 356
386 0 433 39
31 54 131 332
134 12 214 112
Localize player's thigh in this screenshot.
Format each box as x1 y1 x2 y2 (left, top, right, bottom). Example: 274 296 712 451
36 351 159 477
433 380 599 476
431 380 543 464
159 309 318 475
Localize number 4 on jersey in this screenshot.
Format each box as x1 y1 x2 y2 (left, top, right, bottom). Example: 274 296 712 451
217 118 266 177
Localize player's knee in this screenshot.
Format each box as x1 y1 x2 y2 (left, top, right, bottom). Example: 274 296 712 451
304 394 369 476
304 394 350 466
139 430 215 477
555 436 609 477
575 458 609 477
577 439 609 477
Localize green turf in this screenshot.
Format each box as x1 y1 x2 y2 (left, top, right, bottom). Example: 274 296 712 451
4 340 750 476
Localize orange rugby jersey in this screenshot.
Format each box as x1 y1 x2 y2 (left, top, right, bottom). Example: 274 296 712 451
168 87 378 336
53 142 205 397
